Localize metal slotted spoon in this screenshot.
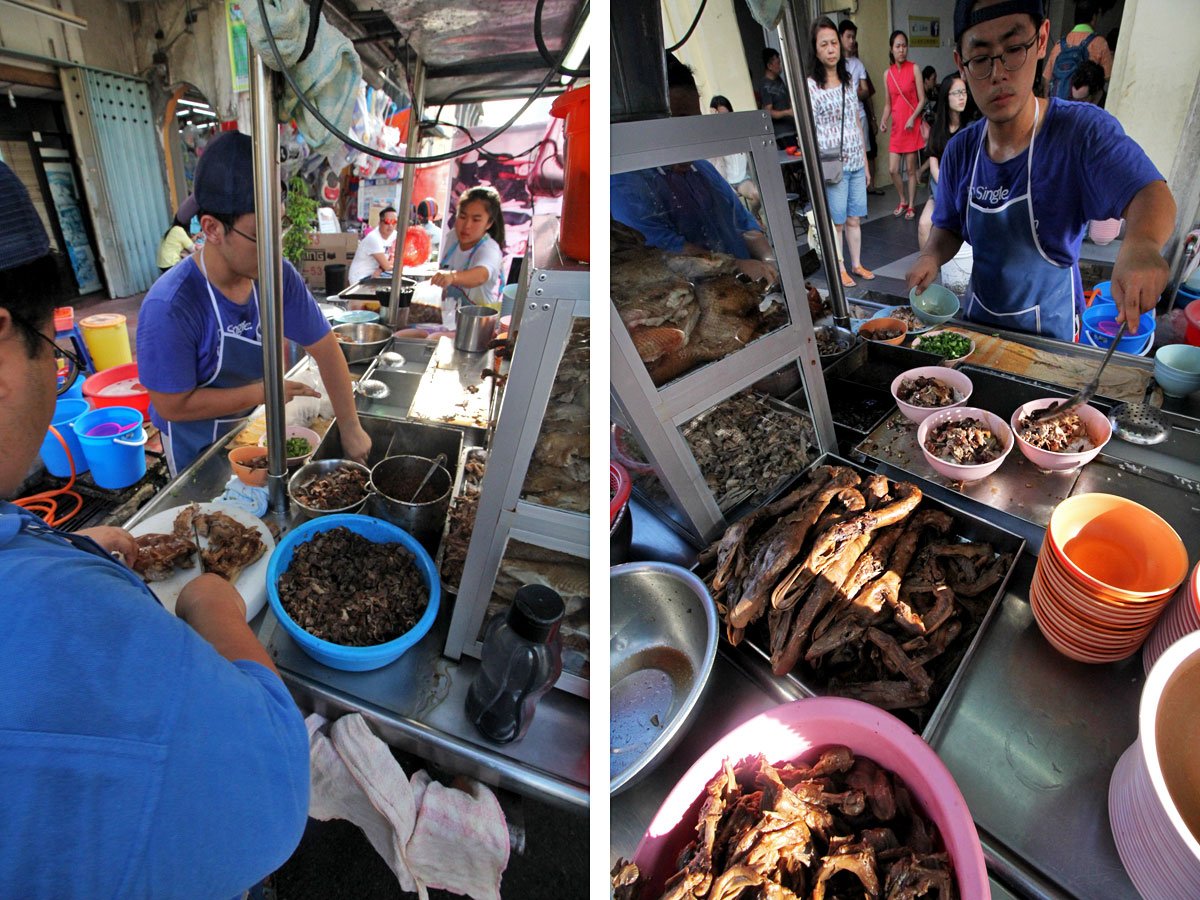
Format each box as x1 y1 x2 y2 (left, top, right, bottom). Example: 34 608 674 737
1027 322 1128 424
408 453 447 502
1109 378 1171 445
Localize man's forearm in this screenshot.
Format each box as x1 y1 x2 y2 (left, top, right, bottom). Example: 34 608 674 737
148 383 264 422
744 231 774 262
307 333 363 429
1120 180 1176 253
918 226 962 266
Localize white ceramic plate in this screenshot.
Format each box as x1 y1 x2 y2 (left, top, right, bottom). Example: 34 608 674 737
129 502 274 620
873 305 935 334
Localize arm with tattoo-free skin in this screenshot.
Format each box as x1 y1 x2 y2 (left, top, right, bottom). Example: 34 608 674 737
1111 181 1176 334
303 332 372 463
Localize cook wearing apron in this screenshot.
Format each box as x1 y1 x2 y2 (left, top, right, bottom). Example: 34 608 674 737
153 250 265 476
962 100 1075 342
439 233 501 308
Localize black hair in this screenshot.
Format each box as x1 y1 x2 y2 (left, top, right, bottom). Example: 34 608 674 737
810 17 849 86
458 185 505 249
380 206 397 219
0 254 63 358
888 30 908 65
197 208 236 235
1071 59 1106 98
923 65 937 81
763 48 780 69
838 19 857 36
666 53 698 93
1073 0 1098 25
709 94 733 111
1106 27 1119 51
927 73 979 160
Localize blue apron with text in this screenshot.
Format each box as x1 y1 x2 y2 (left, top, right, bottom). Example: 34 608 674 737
963 100 1076 343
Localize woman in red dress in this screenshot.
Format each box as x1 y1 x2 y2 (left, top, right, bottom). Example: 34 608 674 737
880 30 926 219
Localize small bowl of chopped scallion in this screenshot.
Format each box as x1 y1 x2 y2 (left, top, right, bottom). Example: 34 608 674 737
259 424 321 466
912 329 975 362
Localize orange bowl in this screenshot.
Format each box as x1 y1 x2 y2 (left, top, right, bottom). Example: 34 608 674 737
1031 590 1137 664
858 317 908 346
1039 553 1171 624
1046 494 1189 599
229 445 269 487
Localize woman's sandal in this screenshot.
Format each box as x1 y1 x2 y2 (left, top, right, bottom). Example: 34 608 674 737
852 265 876 281
893 203 907 217
904 205 916 220
840 267 856 288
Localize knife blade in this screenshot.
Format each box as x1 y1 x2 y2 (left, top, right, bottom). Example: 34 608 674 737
191 515 206 574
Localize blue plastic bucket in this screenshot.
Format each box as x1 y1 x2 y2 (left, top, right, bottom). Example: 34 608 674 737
73 405 147 489
40 398 91 477
1082 301 1155 354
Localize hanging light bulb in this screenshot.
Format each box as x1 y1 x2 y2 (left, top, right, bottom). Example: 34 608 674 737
7 89 15 109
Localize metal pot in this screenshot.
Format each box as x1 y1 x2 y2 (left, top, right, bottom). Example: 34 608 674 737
333 321 392 364
454 306 498 353
368 454 452 554
288 458 371 519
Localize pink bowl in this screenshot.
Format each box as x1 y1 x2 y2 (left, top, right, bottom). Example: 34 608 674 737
1010 399 1112 472
631 697 989 899
890 365 974 424
917 406 1014 482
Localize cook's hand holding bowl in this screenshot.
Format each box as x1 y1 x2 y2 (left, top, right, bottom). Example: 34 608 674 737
1010 399 1112 472
917 406 1014 482
890 366 974 424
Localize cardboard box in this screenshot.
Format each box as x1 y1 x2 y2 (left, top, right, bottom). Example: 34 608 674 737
299 233 359 291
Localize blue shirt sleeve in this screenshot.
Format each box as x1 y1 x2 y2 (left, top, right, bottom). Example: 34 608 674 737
135 270 207 395
695 160 761 234
282 260 331 347
610 171 688 253
931 125 973 238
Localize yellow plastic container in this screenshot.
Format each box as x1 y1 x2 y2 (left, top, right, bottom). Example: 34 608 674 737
79 313 133 372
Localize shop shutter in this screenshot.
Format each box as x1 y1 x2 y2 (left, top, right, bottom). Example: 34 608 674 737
59 67 169 298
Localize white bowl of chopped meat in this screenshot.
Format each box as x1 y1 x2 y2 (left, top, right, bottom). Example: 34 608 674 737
1010 399 1112 472
891 366 974 424
917 406 1013 481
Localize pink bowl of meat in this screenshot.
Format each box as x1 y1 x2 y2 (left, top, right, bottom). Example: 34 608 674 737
917 406 1014 482
890 366 974 424
1009 399 1112 472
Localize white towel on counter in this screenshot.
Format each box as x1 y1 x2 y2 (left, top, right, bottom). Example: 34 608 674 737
306 713 509 900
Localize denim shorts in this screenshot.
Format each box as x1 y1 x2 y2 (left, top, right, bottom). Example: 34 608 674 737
824 165 867 224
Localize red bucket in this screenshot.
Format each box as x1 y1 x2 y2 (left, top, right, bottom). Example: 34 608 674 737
82 362 151 422
610 461 632 527
1185 300 1200 347
550 84 590 263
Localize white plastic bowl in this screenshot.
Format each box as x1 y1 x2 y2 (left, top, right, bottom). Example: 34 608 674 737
890 366 974 424
1010 399 1112 472
917 406 1014 482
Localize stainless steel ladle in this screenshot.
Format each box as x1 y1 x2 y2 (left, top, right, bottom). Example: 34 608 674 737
1109 379 1171 445
1027 322 1127 424
409 453 447 502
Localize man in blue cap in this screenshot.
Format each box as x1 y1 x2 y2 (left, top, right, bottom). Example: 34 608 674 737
138 131 371 474
907 0 1175 342
0 161 309 896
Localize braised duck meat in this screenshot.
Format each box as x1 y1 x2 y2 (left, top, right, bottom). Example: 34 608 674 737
817 331 844 356
172 505 265 583
293 464 369 510
1017 410 1094 453
866 326 905 341
924 418 1003 465
896 376 957 408
133 533 197 582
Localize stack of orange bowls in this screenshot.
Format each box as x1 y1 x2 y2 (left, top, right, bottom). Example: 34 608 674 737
1030 494 1189 664
1142 560 1200 674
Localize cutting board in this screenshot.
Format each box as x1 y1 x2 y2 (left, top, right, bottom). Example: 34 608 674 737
129 503 274 620
943 328 1153 404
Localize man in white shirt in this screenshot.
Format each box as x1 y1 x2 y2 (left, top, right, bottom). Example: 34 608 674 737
347 206 398 284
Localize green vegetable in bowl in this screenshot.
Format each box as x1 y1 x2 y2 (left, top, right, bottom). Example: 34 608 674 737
285 436 311 458
918 332 972 359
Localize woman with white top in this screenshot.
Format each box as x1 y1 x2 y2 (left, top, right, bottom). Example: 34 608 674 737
431 186 505 309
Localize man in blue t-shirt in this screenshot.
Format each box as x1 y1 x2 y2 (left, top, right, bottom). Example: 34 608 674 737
0 171 309 897
907 0 1175 343
137 131 371 475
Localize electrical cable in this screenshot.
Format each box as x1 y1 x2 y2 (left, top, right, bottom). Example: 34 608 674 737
533 0 589 77
254 0 586 165
15 426 83 527
666 0 709 53
297 0 325 64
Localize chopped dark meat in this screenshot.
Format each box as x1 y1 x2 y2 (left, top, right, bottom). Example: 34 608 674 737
829 679 930 709
1018 410 1094 453
817 332 844 356
924 417 1004 465
887 307 925 329
133 533 197 582
810 839 880 900
885 852 955 899
897 376 957 408
292 464 369 510
866 326 905 341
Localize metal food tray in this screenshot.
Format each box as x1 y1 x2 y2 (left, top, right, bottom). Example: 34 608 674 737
783 377 895 437
713 452 1026 742
437 444 488 595
824 339 946 389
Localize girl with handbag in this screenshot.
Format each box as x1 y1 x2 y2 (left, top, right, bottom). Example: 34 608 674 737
808 16 873 288
880 30 926 219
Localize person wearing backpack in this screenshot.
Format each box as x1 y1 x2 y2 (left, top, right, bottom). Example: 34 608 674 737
1042 0 1112 100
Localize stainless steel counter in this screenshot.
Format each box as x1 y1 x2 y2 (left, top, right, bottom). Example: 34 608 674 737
125 342 589 810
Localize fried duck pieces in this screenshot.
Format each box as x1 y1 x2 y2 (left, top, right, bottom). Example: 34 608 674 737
132 533 197 582
648 749 958 900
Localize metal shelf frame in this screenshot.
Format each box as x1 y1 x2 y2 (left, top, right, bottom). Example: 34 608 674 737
610 110 837 543
444 217 590 698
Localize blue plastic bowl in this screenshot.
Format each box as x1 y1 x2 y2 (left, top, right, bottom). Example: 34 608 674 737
266 514 440 671
1154 344 1200 398
909 283 960 325
1082 301 1155 352
334 309 381 326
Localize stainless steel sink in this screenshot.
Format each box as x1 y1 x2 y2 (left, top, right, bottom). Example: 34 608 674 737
355 369 422 418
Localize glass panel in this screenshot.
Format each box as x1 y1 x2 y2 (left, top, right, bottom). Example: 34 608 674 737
520 319 589 513
611 153 794 387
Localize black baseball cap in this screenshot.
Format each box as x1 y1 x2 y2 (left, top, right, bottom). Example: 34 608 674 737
185 131 256 218
954 0 1045 42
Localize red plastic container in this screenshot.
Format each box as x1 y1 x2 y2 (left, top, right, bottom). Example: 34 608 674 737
82 362 151 422
1185 300 1200 347
550 84 590 263
53 306 74 333
610 461 632 527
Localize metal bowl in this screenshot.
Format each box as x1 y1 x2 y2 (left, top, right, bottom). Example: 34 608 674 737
288 458 372 519
610 562 718 795
815 324 858 363
333 322 392 364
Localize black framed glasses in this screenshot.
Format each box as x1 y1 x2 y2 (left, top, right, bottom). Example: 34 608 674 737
230 225 258 243
963 34 1038 80
12 315 88 395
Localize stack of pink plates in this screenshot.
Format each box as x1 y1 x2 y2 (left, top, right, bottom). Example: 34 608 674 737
1109 631 1200 898
1143 561 1200 674
1030 494 1189 664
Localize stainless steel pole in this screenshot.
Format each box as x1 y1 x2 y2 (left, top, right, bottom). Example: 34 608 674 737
779 0 850 328
387 59 426 326
250 50 288 511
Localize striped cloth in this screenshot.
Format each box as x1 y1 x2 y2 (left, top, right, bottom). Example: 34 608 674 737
0 161 50 271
